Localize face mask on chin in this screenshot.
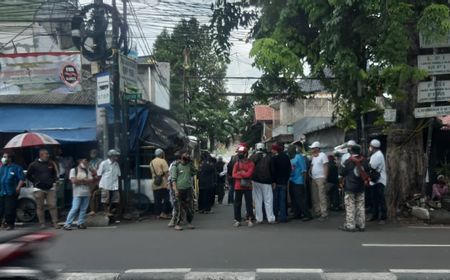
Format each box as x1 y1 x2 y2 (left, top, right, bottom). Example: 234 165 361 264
1 158 7 165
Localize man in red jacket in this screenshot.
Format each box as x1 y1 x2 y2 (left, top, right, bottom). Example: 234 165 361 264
232 145 255 227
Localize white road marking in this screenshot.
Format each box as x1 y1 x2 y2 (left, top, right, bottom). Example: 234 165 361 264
185 271 256 280
57 273 120 280
408 226 450 229
390 269 450 273
256 268 324 273
325 272 396 280
90 226 118 229
124 268 192 273
362 243 450 247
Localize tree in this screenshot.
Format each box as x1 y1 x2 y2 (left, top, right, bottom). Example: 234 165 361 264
210 0 450 219
153 18 233 150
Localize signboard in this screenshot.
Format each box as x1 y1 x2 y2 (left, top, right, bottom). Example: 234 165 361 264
418 54 450 76
0 52 82 95
97 74 110 105
414 105 450 118
384 109 397 122
420 33 450 49
418 80 450 103
119 54 138 94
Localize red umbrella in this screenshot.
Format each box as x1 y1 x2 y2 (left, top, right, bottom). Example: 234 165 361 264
4 132 60 149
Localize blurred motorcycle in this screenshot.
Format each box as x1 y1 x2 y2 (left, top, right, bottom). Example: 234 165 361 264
0 229 57 279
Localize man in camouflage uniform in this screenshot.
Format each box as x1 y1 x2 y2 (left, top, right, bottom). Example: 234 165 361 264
339 145 369 232
167 152 181 227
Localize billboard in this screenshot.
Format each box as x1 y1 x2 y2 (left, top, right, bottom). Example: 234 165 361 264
0 52 82 95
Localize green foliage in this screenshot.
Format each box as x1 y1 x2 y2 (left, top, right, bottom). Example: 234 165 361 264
418 4 450 43
153 18 232 148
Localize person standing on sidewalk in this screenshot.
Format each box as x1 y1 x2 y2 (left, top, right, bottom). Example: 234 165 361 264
215 156 226 204
309 141 329 221
288 145 312 221
271 144 291 223
150 149 171 219
0 152 25 230
64 158 95 230
226 152 238 205
171 152 196 231
97 149 121 217
27 149 59 229
340 145 370 232
87 149 102 215
167 152 181 227
368 139 387 224
250 143 276 224
198 153 216 214
232 145 255 227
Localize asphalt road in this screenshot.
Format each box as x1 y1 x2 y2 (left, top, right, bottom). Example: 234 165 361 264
19 201 450 272
4 201 450 273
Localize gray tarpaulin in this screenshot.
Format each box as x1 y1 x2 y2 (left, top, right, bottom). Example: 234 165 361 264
292 117 345 152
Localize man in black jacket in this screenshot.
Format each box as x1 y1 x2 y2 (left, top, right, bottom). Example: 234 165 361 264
27 149 59 229
271 143 292 223
250 143 275 224
339 145 370 232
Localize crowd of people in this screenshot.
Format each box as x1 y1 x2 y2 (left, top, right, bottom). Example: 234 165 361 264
0 138 447 232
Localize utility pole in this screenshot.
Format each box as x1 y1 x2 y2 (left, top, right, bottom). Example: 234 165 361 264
111 0 121 151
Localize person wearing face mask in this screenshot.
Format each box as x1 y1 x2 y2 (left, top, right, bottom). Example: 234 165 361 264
63 158 95 230
368 139 387 224
27 149 59 229
432 175 449 201
232 145 255 227
0 152 25 230
97 149 121 217
171 151 196 231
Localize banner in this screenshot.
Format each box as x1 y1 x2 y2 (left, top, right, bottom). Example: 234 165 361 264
0 52 82 95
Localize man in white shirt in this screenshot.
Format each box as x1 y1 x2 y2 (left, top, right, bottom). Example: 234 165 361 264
97 149 121 216
368 139 387 224
309 141 329 221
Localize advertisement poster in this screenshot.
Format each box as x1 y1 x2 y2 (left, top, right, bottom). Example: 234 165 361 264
0 52 82 95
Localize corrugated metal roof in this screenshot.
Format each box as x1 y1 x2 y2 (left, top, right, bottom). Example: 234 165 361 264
293 116 335 136
0 91 95 106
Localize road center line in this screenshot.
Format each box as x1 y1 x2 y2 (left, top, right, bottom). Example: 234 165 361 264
256 268 324 273
125 268 192 273
408 226 450 229
363 244 450 247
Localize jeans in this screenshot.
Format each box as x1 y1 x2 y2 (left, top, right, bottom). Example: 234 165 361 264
34 189 58 225
234 189 253 222
65 196 90 226
227 178 235 204
0 195 17 227
154 188 171 215
273 185 287 222
291 182 312 219
371 183 387 220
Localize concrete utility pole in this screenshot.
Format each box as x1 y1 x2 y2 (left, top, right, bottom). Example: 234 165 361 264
111 0 121 151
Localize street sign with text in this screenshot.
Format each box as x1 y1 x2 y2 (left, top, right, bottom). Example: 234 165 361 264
418 80 450 103
418 54 450 76
384 109 397 122
97 74 110 105
419 33 450 49
414 105 450 118
119 54 138 94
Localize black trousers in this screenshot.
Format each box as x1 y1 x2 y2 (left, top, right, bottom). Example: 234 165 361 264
154 188 171 215
199 189 214 211
216 182 225 204
371 183 387 220
0 195 17 227
291 182 312 219
227 178 235 204
234 189 254 222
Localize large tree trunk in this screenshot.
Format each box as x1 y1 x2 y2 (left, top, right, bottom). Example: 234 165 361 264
386 22 425 221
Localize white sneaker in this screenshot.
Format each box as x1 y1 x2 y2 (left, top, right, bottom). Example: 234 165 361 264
233 221 241 227
248 220 254 227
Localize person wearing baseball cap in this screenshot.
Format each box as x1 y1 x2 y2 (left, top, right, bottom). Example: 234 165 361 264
368 139 387 224
309 141 329 221
341 140 357 167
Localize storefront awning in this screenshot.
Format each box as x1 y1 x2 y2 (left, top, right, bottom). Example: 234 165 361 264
0 105 96 143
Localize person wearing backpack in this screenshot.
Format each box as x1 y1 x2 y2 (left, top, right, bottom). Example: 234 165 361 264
249 143 276 224
340 144 370 232
150 149 171 219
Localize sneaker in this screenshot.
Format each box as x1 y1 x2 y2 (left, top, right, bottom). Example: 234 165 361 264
268 221 278 225
318 216 328 222
248 220 254 227
338 225 356 232
187 224 195 229
78 224 87 230
53 223 61 229
168 220 175 227
88 211 96 216
356 227 366 232
233 221 241 227
302 217 313 222
174 225 183 231
378 220 386 225
5 226 14 231
63 225 72 231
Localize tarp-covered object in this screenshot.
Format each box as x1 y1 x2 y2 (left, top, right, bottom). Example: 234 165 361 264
0 105 96 143
139 103 187 150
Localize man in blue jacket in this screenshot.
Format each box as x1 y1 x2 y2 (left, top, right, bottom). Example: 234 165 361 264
0 152 25 230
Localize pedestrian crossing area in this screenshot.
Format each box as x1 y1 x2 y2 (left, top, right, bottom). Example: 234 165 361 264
57 268 450 280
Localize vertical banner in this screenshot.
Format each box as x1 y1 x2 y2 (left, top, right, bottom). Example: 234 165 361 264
0 52 82 95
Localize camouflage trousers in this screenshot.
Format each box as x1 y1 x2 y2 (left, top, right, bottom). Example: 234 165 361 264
344 192 365 229
169 188 179 224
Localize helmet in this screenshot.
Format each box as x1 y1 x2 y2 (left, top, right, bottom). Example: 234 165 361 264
255 143 265 151
107 149 120 157
370 139 381 148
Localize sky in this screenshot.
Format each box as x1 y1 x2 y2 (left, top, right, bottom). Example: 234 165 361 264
102 0 262 94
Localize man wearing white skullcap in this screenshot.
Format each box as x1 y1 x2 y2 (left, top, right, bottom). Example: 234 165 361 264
368 139 387 224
